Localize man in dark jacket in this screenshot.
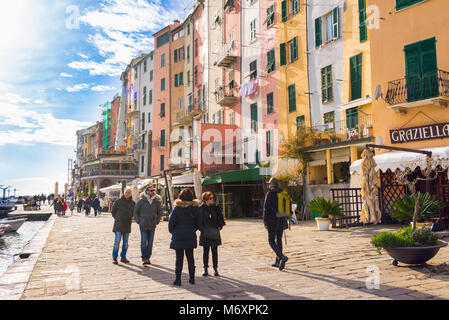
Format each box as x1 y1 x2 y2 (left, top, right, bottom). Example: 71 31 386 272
111 188 135 264
92 197 100 217
133 185 162 265
263 177 289 271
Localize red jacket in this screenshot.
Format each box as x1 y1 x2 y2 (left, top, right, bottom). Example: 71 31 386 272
62 202 68 211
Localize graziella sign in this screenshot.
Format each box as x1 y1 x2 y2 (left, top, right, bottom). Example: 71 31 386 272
390 123 449 144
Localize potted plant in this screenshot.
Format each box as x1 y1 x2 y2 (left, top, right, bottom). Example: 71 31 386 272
307 197 345 231
391 193 445 227
371 159 448 266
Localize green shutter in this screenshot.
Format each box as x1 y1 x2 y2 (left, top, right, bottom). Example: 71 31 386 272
346 108 358 131
174 74 178 87
280 43 286 66
250 103 258 133
358 0 367 42
267 92 274 114
315 17 322 47
281 1 287 22
296 115 305 131
180 72 183 85
288 84 296 112
350 54 362 100
321 68 327 102
161 129 165 147
396 0 425 11
292 37 298 61
333 7 339 39
266 130 272 157
404 42 422 102
294 0 299 14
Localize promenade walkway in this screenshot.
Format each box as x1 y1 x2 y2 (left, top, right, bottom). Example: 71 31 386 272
5 209 449 300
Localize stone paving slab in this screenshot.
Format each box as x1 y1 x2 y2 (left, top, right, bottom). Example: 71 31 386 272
2 210 449 300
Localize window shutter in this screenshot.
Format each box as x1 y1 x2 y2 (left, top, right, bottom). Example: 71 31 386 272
267 92 274 114
294 0 299 13
281 1 287 22
321 68 327 102
346 107 358 130
266 130 272 157
175 74 178 87
315 17 322 47
333 7 339 39
288 84 296 112
180 72 183 85
350 54 363 100
161 130 165 147
358 0 367 42
420 37 437 76
280 43 286 66
292 37 298 61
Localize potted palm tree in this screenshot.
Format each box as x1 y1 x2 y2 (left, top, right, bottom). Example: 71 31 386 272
307 197 345 231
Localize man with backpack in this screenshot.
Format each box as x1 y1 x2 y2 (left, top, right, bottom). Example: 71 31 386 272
263 177 291 271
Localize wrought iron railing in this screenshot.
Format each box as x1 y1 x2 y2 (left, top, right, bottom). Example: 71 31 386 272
310 114 373 143
81 169 137 178
215 83 238 104
385 69 449 106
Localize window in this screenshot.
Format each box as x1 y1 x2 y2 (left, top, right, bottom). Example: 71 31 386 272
144 60 147 73
160 129 166 147
288 84 296 112
187 70 191 86
249 60 257 80
141 156 145 173
187 23 190 35
160 103 165 117
321 65 333 103
198 89 202 108
264 4 275 28
359 0 367 43
296 115 305 131
404 37 438 101
148 112 151 123
230 111 235 125
179 72 183 86
281 0 299 22
315 7 339 47
266 130 273 157
396 0 425 11
150 70 153 82
187 45 190 62
195 39 198 57
266 49 275 73
350 53 363 100
143 86 147 105
175 74 178 87
160 155 164 171
346 107 358 130
161 54 165 67
141 112 145 130
250 19 257 42
280 37 297 66
194 66 198 86
323 111 335 132
161 78 165 91
149 89 153 104
267 92 274 114
179 97 183 110
157 32 169 48
250 103 258 133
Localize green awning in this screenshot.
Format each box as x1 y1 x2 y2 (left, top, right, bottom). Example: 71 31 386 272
202 168 268 186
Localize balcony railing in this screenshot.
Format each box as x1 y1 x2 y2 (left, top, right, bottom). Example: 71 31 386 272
81 169 137 178
215 83 239 107
152 138 169 148
176 104 203 125
385 69 449 106
310 115 373 144
215 41 237 68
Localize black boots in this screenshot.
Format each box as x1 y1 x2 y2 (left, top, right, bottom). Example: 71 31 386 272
271 257 280 268
203 267 208 277
189 267 195 284
173 274 181 286
213 267 220 277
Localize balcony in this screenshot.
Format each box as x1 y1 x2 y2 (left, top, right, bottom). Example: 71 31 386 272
385 69 449 113
152 138 169 149
81 169 137 179
215 83 239 107
176 104 203 125
310 114 374 145
215 41 237 68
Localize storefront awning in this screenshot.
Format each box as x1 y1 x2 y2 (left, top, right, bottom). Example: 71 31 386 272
350 146 449 174
309 151 326 167
202 168 266 186
331 148 350 165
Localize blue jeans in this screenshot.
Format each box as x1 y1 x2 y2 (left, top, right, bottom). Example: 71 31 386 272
139 226 155 261
112 232 129 259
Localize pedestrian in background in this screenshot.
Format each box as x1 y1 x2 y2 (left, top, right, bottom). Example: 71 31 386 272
61 200 67 216
263 177 289 271
84 197 92 216
197 191 225 277
69 199 75 215
111 188 135 264
168 188 200 286
77 198 84 213
92 197 100 217
134 185 162 266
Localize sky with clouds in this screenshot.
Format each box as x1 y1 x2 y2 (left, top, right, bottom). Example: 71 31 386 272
0 0 193 196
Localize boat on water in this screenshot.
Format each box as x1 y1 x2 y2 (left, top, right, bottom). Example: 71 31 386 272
0 224 12 237
0 217 27 232
0 199 17 219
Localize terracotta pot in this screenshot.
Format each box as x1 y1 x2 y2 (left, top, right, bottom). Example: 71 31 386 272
315 217 331 231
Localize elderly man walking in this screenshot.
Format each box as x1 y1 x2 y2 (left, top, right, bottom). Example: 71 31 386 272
263 177 289 271
133 185 163 266
111 188 135 264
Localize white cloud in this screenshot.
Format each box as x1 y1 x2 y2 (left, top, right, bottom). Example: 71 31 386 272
91 85 116 92
0 93 31 104
66 84 90 92
78 53 89 59
6 174 67 197
60 72 73 78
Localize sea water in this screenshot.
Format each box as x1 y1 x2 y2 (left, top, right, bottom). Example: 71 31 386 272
0 221 45 277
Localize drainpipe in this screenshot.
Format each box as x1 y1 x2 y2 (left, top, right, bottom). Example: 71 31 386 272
303 0 311 217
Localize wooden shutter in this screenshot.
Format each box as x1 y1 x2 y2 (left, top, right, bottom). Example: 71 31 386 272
333 7 339 39
174 74 178 87
267 92 274 114
250 103 258 133
359 0 367 42
404 42 421 101
315 17 322 47
321 68 327 102
294 0 299 13
350 54 362 100
420 37 438 99
180 72 183 85
292 37 298 61
280 43 286 66
266 130 272 157
282 1 287 22
160 129 165 147
346 108 358 131
288 84 296 112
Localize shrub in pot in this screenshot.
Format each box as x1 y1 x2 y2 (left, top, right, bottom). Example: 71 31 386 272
391 193 445 226
307 197 345 231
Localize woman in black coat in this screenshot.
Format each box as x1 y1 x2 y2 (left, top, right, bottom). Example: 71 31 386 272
168 188 200 286
197 192 226 277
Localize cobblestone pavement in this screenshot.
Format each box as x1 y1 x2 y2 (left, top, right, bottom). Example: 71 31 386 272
15 211 449 300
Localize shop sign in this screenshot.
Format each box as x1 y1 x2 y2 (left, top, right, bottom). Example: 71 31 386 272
390 123 449 144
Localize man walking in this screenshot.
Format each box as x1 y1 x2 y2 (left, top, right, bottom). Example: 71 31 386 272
92 197 100 217
263 178 289 271
133 185 162 265
111 188 135 264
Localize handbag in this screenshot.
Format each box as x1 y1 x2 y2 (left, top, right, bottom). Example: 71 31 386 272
204 225 220 240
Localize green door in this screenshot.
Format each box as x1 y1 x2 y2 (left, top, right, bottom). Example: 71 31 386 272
346 107 358 132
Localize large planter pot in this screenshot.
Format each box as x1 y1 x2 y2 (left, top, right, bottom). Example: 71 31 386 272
386 241 448 266
315 217 331 231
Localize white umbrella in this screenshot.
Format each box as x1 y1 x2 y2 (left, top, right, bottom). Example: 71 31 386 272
360 147 382 224
193 168 202 200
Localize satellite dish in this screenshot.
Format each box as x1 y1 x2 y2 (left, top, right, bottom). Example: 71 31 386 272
374 85 383 101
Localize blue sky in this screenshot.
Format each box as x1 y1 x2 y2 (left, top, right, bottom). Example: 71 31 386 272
0 0 192 196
